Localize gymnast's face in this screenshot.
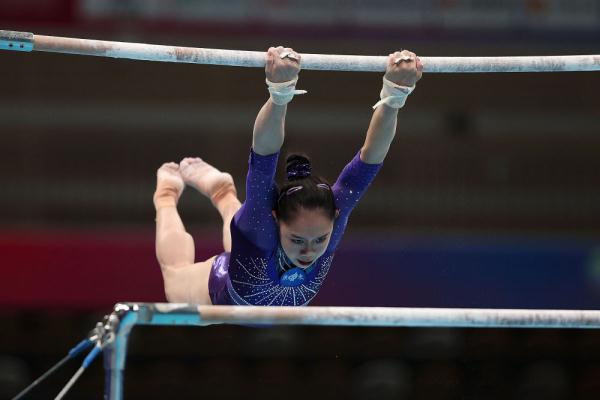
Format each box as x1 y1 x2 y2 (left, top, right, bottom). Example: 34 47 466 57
276 207 335 269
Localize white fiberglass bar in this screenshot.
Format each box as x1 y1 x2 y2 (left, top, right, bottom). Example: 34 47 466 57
198 305 600 328
1 30 599 73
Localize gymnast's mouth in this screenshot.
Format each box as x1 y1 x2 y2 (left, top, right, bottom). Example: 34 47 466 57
296 259 314 267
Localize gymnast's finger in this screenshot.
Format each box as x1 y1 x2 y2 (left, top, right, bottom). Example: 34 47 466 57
416 56 424 75
265 47 275 70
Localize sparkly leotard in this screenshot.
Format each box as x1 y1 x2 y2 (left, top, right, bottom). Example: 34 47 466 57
208 149 382 306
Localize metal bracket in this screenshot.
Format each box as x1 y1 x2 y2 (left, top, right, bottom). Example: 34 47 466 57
0 30 34 52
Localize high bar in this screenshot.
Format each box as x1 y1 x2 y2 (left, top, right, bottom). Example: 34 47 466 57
1 30 599 73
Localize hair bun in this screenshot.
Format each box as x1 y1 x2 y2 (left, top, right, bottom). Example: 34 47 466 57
286 154 312 181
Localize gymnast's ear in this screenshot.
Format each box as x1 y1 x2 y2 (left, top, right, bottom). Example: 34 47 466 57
335 209 340 219
271 210 278 222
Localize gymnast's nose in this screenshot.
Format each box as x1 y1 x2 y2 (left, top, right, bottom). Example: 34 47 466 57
300 244 313 256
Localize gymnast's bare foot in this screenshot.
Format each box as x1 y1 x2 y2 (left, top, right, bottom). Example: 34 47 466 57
179 157 237 205
153 162 185 209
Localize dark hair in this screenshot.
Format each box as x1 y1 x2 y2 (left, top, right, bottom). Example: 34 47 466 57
275 153 336 223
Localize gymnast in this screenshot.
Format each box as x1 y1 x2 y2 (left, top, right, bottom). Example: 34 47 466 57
153 46 422 306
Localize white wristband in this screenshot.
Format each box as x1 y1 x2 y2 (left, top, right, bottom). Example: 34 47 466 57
372 77 415 109
266 77 307 105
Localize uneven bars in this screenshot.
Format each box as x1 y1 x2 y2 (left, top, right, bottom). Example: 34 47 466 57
1 30 599 73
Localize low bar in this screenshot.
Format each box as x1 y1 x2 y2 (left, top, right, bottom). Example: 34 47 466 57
1 30 599 73
103 303 600 399
141 303 600 329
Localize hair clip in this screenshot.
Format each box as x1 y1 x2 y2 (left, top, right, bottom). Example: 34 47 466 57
278 185 303 202
286 186 304 195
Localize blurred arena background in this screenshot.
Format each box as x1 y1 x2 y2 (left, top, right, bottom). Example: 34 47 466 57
1 1 599 398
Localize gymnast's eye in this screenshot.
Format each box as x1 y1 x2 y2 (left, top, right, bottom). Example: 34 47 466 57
315 236 328 244
291 238 304 245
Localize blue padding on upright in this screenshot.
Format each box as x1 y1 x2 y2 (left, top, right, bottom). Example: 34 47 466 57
82 346 102 369
68 339 93 358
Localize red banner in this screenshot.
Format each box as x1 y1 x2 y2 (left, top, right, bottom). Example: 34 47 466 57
0 229 222 311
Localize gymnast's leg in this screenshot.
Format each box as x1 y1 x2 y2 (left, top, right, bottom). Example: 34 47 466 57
154 162 213 304
180 157 241 252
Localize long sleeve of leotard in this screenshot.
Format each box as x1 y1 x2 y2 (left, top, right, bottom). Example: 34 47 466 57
232 149 280 253
327 151 383 251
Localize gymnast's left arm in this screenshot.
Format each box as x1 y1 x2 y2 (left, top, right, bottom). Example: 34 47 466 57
360 50 423 164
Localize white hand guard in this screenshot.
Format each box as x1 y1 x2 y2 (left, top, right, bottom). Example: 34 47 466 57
372 77 415 109
266 77 307 105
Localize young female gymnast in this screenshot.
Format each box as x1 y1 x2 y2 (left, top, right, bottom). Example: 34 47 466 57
153 46 423 306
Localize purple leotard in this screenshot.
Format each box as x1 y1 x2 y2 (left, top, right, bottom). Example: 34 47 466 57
208 149 382 306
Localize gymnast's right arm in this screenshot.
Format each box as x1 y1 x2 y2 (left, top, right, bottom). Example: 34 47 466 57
230 47 305 251
252 46 303 156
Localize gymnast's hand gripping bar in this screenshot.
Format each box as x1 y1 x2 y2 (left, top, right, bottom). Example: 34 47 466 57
1 29 599 73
